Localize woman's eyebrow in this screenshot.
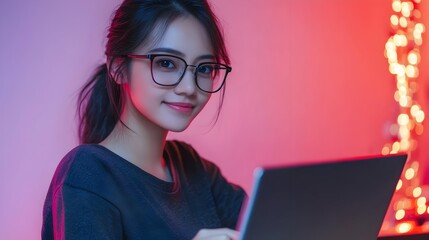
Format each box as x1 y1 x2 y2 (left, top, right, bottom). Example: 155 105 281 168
148 47 214 61
149 47 184 56
196 54 215 61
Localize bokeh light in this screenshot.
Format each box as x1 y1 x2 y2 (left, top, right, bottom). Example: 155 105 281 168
383 0 427 234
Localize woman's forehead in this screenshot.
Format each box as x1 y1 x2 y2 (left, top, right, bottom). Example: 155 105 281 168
137 16 214 58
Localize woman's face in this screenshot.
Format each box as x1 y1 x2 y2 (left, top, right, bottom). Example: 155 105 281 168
124 16 213 132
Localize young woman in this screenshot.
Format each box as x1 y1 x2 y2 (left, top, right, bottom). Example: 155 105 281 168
41 0 246 239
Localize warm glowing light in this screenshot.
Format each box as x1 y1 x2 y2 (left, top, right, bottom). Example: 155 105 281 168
390 63 407 75
399 97 409 107
396 86 406 95
389 64 396 74
400 139 410 151
417 205 426 215
410 105 420 116
410 82 418 92
396 222 413 233
398 85 407 96
406 65 418 78
414 37 423 46
391 141 401 153
390 124 399 136
384 0 426 229
391 15 399 26
399 127 410 140
407 139 415 149
404 198 412 209
399 17 408 27
400 97 408 107
413 32 422 40
386 40 396 50
394 202 402 211
394 91 400 102
393 34 407 46
387 50 395 59
410 161 419 171
415 23 425 33
392 0 402 12
413 9 421 19
407 52 418 65
395 209 406 220
382 146 390 155
397 74 406 82
399 127 409 140
415 110 424 123
398 126 410 140
405 168 415 180
398 114 409 125
413 187 422 198
415 124 424 135
396 179 403 190
399 132 410 142
401 2 412 17
417 197 426 206
387 51 397 62
398 64 406 75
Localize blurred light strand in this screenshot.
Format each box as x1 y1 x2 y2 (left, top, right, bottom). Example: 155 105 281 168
382 0 427 234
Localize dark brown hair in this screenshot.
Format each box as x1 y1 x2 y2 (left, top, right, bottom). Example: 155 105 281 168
78 0 230 144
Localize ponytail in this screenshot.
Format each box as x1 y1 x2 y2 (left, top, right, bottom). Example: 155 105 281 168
77 63 123 144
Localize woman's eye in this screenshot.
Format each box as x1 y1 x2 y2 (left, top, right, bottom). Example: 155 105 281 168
198 65 214 75
157 59 175 69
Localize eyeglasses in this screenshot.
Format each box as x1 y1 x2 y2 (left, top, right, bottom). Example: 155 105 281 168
127 54 232 93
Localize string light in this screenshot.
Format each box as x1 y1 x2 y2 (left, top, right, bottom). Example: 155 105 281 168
382 0 427 234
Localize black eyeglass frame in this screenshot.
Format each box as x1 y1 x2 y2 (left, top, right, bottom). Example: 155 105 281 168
127 54 232 93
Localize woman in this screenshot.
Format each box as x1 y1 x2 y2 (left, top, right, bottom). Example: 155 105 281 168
42 0 246 239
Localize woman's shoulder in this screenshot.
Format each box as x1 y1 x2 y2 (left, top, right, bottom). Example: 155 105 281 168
59 144 112 170
50 144 117 190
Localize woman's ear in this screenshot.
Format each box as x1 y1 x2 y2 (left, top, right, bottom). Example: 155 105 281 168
107 57 127 85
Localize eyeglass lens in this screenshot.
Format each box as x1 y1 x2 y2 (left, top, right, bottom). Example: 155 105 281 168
151 55 227 93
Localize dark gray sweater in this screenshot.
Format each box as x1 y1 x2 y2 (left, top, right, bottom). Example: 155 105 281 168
42 141 245 239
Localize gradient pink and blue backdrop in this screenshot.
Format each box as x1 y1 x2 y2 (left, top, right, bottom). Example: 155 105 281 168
1 0 428 239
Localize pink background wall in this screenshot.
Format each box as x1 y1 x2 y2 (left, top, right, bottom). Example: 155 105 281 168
1 0 428 239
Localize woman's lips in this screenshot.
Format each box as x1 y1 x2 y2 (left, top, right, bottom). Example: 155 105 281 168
163 102 194 113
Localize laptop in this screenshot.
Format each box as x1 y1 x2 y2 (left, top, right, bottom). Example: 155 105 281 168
237 154 407 240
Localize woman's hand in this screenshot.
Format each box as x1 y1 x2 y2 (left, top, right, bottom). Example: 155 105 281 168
192 228 239 240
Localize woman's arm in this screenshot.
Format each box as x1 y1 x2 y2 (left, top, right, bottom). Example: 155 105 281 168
51 184 123 239
201 159 247 229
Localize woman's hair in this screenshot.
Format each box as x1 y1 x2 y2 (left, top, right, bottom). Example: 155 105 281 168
78 0 230 144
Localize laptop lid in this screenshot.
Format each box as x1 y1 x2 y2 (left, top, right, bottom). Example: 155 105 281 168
238 154 407 240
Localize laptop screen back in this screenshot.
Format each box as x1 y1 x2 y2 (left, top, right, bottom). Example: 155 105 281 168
238 154 407 240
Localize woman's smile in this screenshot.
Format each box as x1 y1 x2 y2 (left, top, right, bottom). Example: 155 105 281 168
163 101 195 114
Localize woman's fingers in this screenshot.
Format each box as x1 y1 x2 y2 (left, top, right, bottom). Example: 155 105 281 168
192 228 239 240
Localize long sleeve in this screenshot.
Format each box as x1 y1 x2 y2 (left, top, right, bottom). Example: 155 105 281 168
43 143 246 239
201 160 246 229
51 184 123 240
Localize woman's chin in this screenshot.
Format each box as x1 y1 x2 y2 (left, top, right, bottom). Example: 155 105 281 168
167 124 191 133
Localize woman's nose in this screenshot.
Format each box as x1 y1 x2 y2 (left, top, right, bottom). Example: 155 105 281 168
174 66 197 96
